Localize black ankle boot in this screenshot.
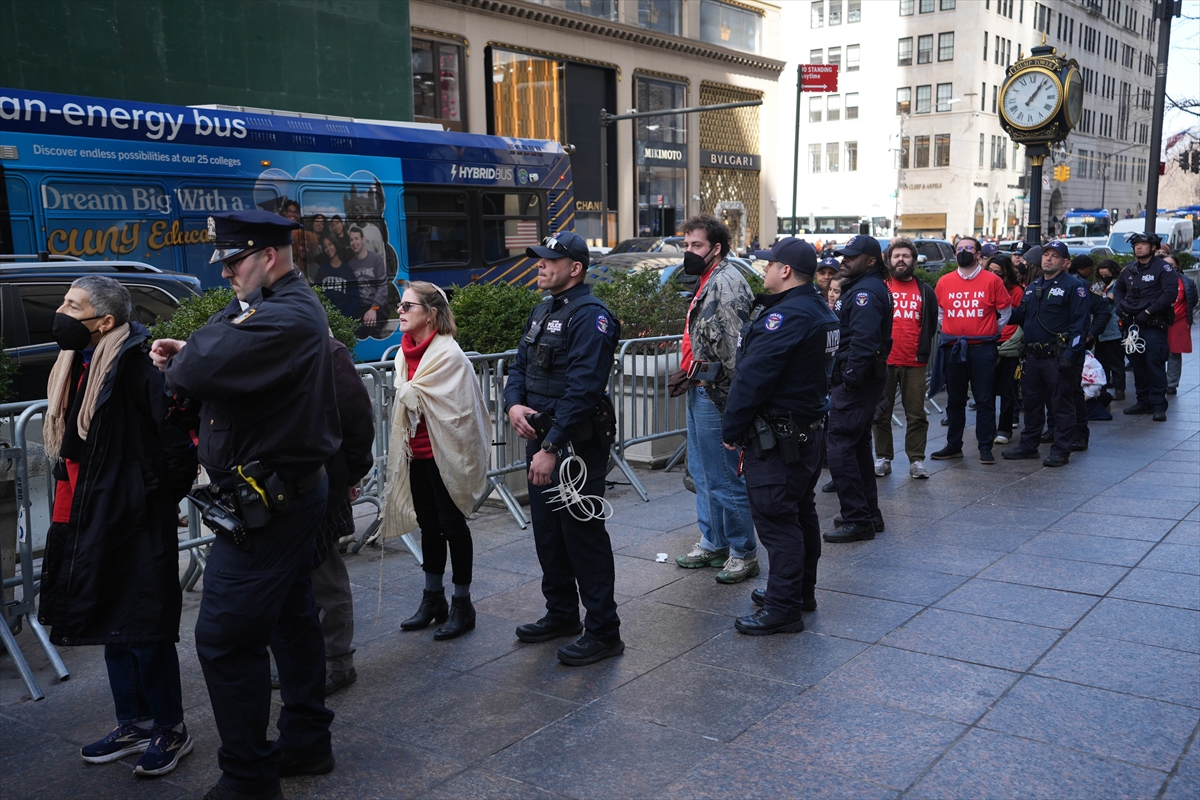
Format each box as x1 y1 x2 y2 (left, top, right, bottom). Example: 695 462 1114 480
434 595 476 640
400 590 448 631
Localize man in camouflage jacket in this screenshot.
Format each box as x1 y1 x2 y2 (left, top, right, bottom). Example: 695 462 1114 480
669 214 758 583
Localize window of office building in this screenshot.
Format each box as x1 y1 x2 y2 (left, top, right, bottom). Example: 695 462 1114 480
827 95 841 121
848 0 861 22
917 35 934 64
847 44 861 71
898 37 913 66
701 0 762 53
809 142 822 172
936 83 953 111
530 0 616 19
809 96 823 122
900 0 914 16
812 0 824 27
491 50 565 141
941 0 956 8
938 32 955 61
635 76 687 237
846 92 859 119
934 133 950 166
979 133 985 166
914 135 930 167
637 0 681 35
919 0 935 12
828 46 842 68
810 48 823 63
829 0 843 25
916 84 932 113
846 141 858 171
412 37 465 131
897 87 912 115
827 142 840 172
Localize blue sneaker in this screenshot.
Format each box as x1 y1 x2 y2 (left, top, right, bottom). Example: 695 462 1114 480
133 725 193 777
81 722 154 764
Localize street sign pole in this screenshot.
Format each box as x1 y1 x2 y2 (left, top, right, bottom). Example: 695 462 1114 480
791 64 802 235
1143 0 1179 234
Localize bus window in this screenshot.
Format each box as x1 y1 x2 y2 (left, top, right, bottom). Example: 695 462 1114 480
39 178 175 266
3 175 35 254
481 192 542 263
404 190 469 268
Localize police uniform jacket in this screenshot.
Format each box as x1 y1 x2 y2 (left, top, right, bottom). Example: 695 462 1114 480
164 270 342 476
504 283 619 450
833 271 893 388
1011 271 1089 355
1113 256 1180 323
722 283 839 444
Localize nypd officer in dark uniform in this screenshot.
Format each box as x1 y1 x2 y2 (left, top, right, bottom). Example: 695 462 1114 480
151 210 341 800
1001 240 1089 467
1113 231 1179 421
723 238 839 635
504 231 624 666
822 236 892 544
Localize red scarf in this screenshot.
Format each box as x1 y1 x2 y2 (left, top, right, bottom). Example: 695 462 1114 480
401 330 436 459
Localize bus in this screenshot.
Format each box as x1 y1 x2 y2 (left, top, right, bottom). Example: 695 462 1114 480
1061 208 1111 247
0 88 576 360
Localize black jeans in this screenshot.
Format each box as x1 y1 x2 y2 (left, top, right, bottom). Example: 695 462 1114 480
945 342 998 451
994 355 1020 436
410 458 474 586
828 375 886 527
1095 338 1125 392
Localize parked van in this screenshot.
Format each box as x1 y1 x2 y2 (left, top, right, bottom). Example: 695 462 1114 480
1106 217 1195 255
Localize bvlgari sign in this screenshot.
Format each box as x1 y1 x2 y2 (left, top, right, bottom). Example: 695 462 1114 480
636 141 687 168
701 150 760 171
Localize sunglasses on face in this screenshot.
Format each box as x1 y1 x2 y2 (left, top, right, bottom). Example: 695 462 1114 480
398 302 427 313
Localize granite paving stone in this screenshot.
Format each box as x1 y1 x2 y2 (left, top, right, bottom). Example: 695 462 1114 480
1165 521 1200 546
909 728 1168 800
661 744 900 799
1075 495 1199 521
934 578 1099 628
1033 632 1200 708
1110 567 1200 610
799 591 924 643
911 521 1041 553
1162 777 1200 800
852 539 1004 577
737 688 965 788
979 675 1200 771
1139 542 1200 575
1071 598 1200 654
1047 511 1178 542
818 564 966 606
682 628 868 686
468 643 668 705
978 552 1131 595
1013 530 1156 567
417 768 568 799
879 608 1062 671
611 598 732 658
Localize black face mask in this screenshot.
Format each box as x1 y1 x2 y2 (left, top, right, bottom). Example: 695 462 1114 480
52 313 101 351
956 251 977 268
682 246 717 276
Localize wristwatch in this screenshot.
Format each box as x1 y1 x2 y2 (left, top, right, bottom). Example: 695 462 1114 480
540 440 560 454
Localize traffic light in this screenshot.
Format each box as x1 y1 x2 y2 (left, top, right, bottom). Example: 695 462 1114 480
1181 152 1191 171
1191 151 1200 173
1052 165 1070 181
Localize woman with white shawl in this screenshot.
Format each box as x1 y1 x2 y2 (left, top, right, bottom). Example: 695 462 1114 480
384 281 491 640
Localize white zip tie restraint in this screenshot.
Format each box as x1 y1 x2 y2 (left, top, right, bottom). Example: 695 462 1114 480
543 448 614 522
1122 324 1146 355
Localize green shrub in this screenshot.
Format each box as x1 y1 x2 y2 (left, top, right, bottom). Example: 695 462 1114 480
1173 251 1196 270
449 281 542 354
0 344 18 403
592 269 690 338
149 286 359 353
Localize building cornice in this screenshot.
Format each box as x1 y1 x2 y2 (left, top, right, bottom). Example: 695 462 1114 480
416 0 786 75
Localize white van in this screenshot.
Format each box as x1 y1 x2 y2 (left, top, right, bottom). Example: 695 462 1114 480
1106 217 1195 255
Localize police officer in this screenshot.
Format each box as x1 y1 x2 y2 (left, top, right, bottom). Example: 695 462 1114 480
722 238 839 634
1113 231 1179 421
504 231 624 666
823 236 893 543
1002 240 1089 467
151 210 341 800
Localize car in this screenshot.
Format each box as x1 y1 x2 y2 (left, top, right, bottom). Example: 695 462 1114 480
604 236 685 256
586 253 763 296
1 255 202 401
1066 244 1115 258
1191 238 1200 260
911 238 955 271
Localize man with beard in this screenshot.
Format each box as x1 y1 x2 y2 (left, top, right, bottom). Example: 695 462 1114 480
871 238 936 480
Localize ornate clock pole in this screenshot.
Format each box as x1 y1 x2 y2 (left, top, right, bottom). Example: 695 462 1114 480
999 42 1083 243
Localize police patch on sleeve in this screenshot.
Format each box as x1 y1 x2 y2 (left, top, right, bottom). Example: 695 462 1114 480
596 314 609 333
855 292 870 306
1077 286 1086 298
764 312 783 331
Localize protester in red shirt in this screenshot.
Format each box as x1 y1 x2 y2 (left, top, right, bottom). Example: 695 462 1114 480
988 255 1024 443
931 237 1012 464
871 238 937 479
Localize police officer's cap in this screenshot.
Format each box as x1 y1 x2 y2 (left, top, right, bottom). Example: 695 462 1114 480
816 256 840 271
834 235 883 261
752 237 817 275
1044 240 1071 259
527 231 589 268
1127 231 1162 246
981 242 1000 258
1012 240 1034 256
207 210 302 264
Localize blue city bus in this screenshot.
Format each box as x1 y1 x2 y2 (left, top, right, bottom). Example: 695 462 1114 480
1062 208 1111 243
0 88 575 360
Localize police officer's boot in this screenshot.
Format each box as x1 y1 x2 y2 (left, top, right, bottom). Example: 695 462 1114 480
400 590 449 631
434 595 476 641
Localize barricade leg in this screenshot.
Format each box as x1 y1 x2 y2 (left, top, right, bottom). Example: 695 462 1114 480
25 615 69 680
664 441 687 472
179 500 204 590
486 474 530 529
0 613 44 700
609 446 650 502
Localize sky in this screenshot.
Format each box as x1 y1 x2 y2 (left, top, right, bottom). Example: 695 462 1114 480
1164 0 1200 144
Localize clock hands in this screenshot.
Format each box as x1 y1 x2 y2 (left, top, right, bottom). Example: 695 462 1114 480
1025 82 1043 106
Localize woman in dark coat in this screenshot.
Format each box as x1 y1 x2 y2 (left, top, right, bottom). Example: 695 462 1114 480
37 276 197 779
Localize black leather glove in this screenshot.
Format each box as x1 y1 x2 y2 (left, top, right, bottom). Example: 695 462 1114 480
1135 311 1152 326
1058 355 1076 376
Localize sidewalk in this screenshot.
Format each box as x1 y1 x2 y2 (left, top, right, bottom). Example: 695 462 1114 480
2 356 1197 799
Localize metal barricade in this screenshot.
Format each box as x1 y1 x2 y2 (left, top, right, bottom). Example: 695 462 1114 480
609 335 686 501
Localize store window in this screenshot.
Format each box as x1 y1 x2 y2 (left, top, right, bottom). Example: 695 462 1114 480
529 0 616 20
809 143 822 173
404 191 470 268
701 0 762 53
935 133 951 166
635 76 687 237
481 192 543 264
491 50 565 142
412 37 464 131
846 141 859 171
914 135 930 167
637 0 681 35
846 93 859 119
897 87 911 115
827 142 840 172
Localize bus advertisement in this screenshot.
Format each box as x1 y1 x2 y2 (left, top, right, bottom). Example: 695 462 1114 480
0 88 576 360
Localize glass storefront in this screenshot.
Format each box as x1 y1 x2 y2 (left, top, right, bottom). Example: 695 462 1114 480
635 76 687 238
490 50 565 141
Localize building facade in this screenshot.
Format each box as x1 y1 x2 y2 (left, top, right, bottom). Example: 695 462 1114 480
411 0 785 249
778 0 1159 241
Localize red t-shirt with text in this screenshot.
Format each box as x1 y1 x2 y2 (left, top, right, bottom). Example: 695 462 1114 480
935 268 1011 339
887 276 925 367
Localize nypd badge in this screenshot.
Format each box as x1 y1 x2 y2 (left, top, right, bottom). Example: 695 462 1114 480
855 292 869 306
597 314 609 333
764 312 783 331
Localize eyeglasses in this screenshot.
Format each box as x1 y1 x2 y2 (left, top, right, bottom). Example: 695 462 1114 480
955 245 976 253
398 302 427 313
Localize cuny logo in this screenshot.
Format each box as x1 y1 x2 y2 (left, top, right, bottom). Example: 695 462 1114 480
449 164 514 182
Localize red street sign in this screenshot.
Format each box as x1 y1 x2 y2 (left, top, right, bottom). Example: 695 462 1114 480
801 64 838 93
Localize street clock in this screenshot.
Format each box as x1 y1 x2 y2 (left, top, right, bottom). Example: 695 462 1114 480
999 46 1082 144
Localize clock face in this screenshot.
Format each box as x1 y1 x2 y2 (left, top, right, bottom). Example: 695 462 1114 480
1002 69 1062 130
1064 68 1084 128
